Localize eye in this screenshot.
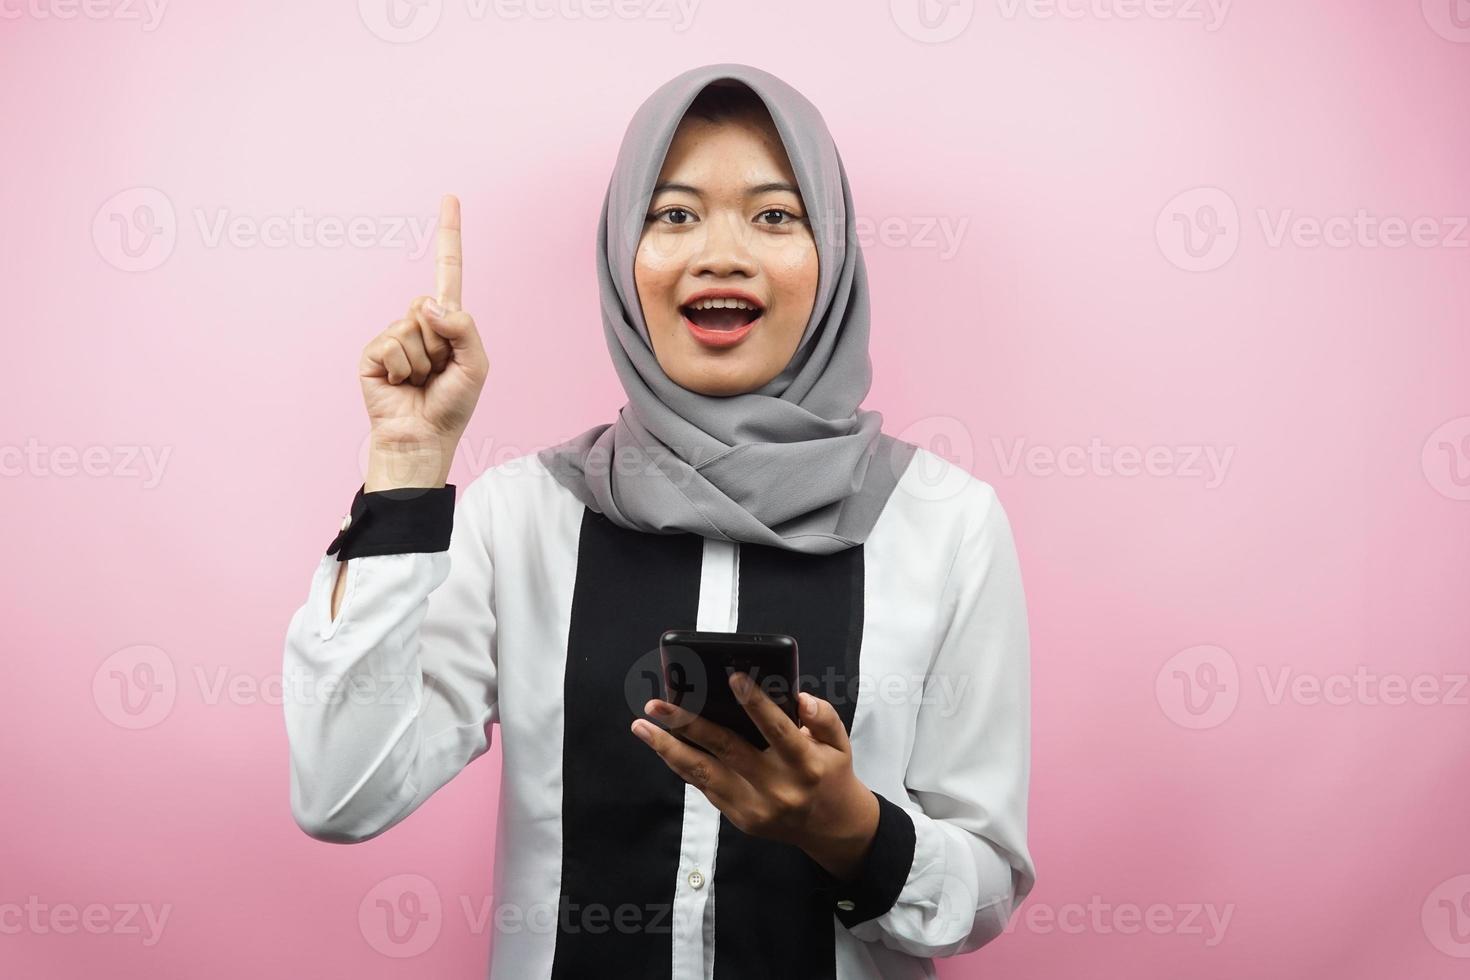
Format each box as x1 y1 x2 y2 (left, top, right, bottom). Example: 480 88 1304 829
648 206 697 226
756 208 802 226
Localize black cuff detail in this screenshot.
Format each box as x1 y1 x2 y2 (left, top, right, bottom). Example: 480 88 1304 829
326 484 456 561
816 790 917 929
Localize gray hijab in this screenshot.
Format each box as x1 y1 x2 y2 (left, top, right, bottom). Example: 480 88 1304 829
538 63 917 555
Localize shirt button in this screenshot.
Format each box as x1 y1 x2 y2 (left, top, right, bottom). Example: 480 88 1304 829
688 869 705 889
836 899 855 911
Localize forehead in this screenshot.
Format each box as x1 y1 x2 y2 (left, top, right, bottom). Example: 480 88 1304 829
655 112 798 189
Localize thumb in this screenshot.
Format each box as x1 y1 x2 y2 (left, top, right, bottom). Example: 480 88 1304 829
799 693 849 752
422 303 480 355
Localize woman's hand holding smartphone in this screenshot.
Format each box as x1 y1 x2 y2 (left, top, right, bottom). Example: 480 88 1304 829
633 632 881 879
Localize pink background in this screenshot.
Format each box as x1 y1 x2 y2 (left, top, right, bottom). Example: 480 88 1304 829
4 1 1469 976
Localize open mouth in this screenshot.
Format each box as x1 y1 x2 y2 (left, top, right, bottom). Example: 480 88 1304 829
679 298 764 332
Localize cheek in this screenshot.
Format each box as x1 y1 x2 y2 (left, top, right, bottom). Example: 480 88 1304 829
761 238 819 321
634 237 686 316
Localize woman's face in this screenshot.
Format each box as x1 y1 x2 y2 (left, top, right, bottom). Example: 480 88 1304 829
635 109 819 397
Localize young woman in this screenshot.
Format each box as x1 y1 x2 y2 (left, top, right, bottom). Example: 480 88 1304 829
284 63 1035 980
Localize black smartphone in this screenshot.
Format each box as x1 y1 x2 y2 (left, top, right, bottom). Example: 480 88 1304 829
658 629 799 752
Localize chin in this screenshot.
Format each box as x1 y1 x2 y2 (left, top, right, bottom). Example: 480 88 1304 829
674 371 757 397
669 359 772 397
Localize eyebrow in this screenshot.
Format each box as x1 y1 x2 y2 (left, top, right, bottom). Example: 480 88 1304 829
651 180 802 197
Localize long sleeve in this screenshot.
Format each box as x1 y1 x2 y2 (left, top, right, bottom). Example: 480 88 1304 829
841 479 1036 958
281 476 500 844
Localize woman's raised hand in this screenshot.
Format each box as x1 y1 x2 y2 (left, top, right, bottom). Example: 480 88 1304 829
358 194 489 490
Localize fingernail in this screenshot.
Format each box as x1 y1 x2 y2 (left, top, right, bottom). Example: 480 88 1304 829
424 299 445 318
631 720 653 742
730 672 750 694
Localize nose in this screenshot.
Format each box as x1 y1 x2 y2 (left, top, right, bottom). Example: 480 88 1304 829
689 210 758 279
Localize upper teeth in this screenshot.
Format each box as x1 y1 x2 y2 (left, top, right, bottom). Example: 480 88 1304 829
688 298 758 311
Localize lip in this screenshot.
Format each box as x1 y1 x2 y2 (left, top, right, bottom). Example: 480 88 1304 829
682 310 761 348
679 288 765 350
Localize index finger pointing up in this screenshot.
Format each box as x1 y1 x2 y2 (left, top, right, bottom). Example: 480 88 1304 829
435 193 463 311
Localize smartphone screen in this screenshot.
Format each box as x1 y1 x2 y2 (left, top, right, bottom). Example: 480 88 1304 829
658 629 799 752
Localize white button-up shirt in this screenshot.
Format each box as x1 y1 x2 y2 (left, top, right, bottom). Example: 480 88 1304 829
283 447 1036 980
